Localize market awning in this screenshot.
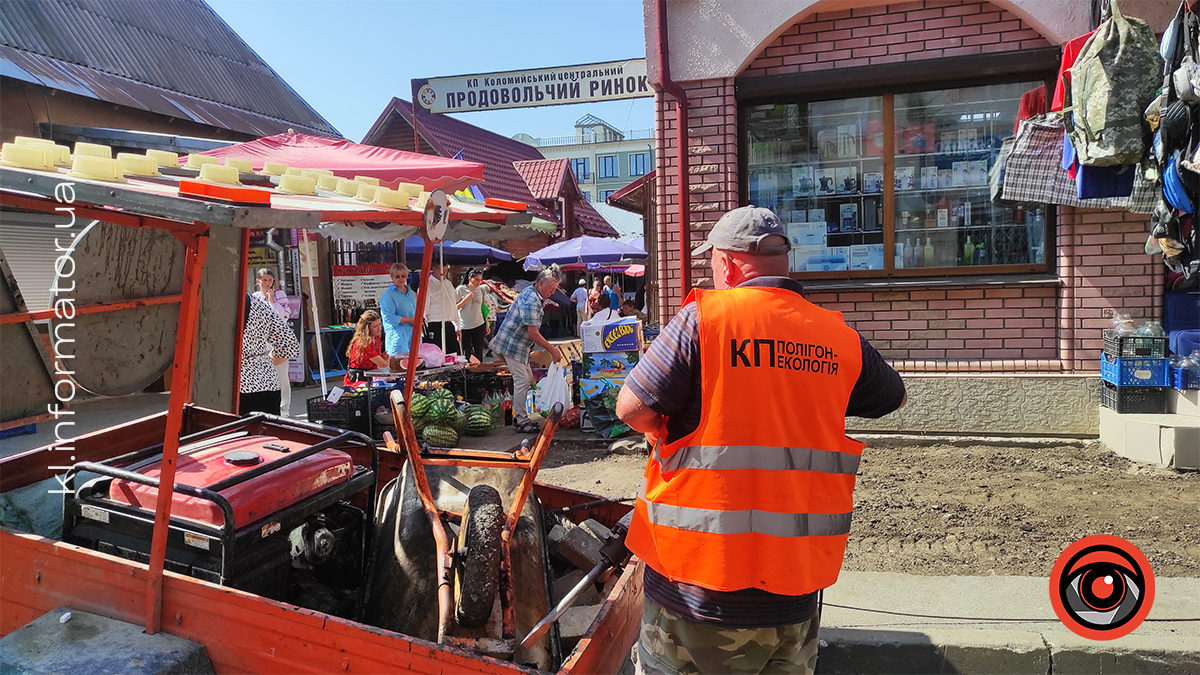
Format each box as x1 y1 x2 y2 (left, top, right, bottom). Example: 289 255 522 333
189 132 486 192
403 238 512 264
522 235 647 270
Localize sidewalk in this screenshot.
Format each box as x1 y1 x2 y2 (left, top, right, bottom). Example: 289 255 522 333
819 571 1200 674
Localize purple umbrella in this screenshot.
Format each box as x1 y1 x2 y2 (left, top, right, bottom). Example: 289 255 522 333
523 235 647 270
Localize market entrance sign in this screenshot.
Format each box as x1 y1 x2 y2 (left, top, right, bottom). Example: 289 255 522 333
415 59 651 114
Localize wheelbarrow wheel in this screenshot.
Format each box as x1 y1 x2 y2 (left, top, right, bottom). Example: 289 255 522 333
455 484 504 628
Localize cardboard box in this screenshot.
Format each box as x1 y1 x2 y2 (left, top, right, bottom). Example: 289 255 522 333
580 317 643 353
578 376 626 400
583 351 640 379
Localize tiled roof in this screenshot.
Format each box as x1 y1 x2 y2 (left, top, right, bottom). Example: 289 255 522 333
514 159 569 200
607 170 655 214
362 99 616 238
590 202 644 240
0 0 338 138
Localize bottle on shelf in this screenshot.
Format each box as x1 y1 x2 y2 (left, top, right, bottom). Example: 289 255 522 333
904 238 915 268
895 242 904 269
975 240 988 266
963 236 975 267
502 389 513 426
923 237 935 267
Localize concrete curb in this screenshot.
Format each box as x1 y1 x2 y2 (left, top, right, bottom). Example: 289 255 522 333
817 628 1200 674
854 433 1097 449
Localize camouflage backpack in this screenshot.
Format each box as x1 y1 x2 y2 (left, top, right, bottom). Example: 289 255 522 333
1064 1 1163 166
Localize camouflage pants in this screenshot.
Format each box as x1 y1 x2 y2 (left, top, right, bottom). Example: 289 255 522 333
637 597 820 675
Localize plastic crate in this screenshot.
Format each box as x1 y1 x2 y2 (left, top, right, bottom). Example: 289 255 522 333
1102 330 1169 358
1099 355 1170 387
1173 367 1200 390
306 392 369 433
1099 381 1169 414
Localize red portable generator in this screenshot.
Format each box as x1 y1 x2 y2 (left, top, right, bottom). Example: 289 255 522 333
63 418 377 619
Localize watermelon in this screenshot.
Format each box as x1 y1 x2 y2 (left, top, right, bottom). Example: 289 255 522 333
428 388 454 403
464 410 492 436
412 416 430 434
428 399 457 425
463 404 489 418
448 408 465 433
423 425 458 447
409 393 430 419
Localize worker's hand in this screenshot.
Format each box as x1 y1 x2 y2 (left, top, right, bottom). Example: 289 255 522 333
271 356 287 366
456 330 462 343
548 345 563 363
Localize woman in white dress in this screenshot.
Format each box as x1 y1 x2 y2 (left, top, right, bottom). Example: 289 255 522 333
252 268 292 417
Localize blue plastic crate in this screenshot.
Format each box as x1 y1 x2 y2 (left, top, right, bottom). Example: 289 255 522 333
1173 367 1200 390
1100 355 1170 387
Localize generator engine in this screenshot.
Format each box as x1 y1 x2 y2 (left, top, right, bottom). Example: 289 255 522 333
63 430 376 618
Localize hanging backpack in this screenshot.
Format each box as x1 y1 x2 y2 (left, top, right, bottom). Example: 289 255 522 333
1064 1 1163 166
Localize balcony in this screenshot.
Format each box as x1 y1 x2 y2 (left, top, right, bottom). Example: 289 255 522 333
535 128 655 147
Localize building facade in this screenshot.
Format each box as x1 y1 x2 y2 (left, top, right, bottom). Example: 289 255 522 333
516 114 655 204
643 0 1177 436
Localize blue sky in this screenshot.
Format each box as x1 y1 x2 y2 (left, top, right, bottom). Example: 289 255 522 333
207 0 656 142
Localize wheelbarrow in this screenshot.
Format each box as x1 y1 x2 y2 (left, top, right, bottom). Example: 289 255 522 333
363 388 565 667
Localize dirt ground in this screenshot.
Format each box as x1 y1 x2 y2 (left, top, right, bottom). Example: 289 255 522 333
538 439 1200 578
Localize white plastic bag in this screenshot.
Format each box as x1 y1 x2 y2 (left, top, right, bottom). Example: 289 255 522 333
536 361 571 416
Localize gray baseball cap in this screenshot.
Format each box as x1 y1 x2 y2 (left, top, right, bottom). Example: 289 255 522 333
692 205 791 256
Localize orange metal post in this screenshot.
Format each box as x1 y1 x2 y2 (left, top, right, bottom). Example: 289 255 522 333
233 228 250 414
145 230 209 634
0 294 183 325
403 239 435 403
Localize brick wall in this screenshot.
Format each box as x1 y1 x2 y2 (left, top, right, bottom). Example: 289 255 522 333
740 0 1051 78
651 0 1161 372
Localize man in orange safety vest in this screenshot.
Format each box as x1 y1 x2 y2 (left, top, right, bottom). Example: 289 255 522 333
616 205 906 674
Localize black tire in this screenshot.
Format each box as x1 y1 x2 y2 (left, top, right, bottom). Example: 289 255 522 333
454 484 504 628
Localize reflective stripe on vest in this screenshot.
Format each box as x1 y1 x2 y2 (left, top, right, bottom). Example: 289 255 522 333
656 444 861 476
626 285 866 596
639 497 853 538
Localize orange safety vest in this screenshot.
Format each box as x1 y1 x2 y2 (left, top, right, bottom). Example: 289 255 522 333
626 286 865 596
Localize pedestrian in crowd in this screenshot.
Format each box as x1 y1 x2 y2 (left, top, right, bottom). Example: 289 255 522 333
619 299 648 324
490 265 564 433
456 268 488 363
635 281 652 316
588 279 606 319
570 278 589 334
379 263 417 358
343 309 388 387
602 275 614 306
251 268 292 417
616 206 906 675
609 280 623 312
424 263 461 355
239 293 300 416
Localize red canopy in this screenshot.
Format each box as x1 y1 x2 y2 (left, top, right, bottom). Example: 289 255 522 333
190 133 486 192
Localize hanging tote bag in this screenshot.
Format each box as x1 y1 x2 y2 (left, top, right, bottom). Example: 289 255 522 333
1064 0 1163 166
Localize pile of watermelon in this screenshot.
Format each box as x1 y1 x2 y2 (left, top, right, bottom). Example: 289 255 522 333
408 387 460 447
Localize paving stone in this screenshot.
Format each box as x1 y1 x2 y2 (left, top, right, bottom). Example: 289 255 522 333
552 525 603 571
557 604 601 655
579 518 612 543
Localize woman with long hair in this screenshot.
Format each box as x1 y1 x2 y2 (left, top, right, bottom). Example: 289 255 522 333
251 268 292 416
344 309 388 387
455 268 488 363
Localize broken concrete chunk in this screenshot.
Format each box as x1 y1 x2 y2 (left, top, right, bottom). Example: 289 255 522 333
547 524 569 548
552 569 600 606
579 518 612 542
552 526 603 571
557 604 602 654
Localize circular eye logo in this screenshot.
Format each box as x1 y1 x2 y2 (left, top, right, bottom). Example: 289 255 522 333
1049 534 1154 640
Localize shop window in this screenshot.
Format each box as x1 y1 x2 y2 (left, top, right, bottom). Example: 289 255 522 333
571 158 590 182
598 155 619 179
600 190 616 202
581 191 592 202
743 81 1051 278
630 152 650 176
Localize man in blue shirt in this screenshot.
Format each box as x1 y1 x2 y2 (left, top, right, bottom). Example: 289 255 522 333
491 266 563 432
379 262 417 357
